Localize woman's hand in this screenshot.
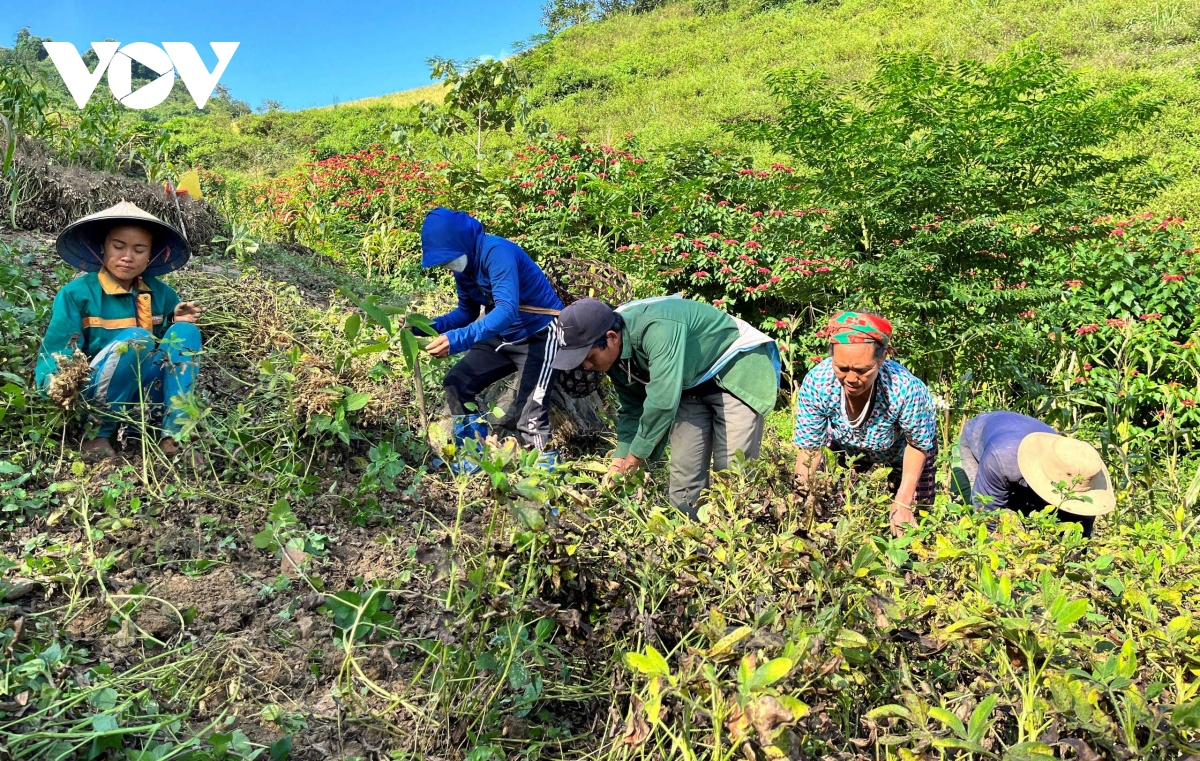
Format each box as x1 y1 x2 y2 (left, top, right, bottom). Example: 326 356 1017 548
793 449 823 497
423 334 451 358
889 444 927 536
889 501 916 537
173 301 203 323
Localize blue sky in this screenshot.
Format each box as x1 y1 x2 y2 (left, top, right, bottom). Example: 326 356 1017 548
1 0 546 109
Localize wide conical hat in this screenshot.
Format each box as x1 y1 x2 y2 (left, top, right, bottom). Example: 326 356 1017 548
1016 433 1116 517
56 201 190 277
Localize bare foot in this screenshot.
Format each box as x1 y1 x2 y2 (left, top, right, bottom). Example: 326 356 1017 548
160 437 207 469
81 437 116 462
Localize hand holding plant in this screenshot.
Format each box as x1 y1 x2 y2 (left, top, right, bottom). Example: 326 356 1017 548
173 301 203 323
889 501 916 537
601 454 642 490
422 334 450 358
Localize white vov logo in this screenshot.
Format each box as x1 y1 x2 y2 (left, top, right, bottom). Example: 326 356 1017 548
43 42 239 110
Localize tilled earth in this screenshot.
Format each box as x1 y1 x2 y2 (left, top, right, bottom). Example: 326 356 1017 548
2 449 492 758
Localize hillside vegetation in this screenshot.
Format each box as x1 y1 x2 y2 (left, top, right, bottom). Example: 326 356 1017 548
194 0 1200 216
2 4 1200 760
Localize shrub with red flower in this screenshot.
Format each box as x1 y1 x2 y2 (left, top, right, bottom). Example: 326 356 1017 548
235 144 451 274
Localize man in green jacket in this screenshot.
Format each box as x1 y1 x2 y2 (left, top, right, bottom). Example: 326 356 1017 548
551 297 780 518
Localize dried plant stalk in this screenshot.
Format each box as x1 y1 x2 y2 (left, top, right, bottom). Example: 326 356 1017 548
46 349 92 410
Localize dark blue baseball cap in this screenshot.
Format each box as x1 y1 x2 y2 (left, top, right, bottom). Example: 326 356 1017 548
551 298 617 370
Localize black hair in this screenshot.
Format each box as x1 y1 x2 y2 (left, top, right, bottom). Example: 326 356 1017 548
101 221 157 248
827 340 888 362
591 311 625 350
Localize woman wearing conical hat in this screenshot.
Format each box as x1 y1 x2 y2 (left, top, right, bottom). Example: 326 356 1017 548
35 202 204 463
952 411 1116 537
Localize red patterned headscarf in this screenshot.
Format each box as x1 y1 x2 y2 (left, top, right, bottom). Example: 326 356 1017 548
825 311 892 346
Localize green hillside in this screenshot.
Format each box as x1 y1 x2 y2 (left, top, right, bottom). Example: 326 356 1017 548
260 0 1200 215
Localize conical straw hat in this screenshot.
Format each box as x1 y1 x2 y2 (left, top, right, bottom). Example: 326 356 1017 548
56 201 190 277
1016 433 1116 517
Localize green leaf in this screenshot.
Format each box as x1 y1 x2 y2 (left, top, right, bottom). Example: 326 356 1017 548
777 694 810 720
928 706 966 738
508 660 531 690
345 291 393 335
353 341 390 356
510 499 546 532
89 687 118 711
343 392 371 412
269 737 293 761
867 704 913 721
1172 698 1200 728
400 329 420 371
626 646 670 677
706 626 752 657
515 477 548 502
344 313 361 342
967 694 997 743
1003 741 1058 760
475 651 500 671
406 313 436 335
833 628 869 649
1053 598 1089 630
748 657 792 690
91 713 119 733
932 738 992 757
645 676 663 724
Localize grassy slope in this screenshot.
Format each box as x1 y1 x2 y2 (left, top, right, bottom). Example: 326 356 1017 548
341 0 1200 215
331 81 447 109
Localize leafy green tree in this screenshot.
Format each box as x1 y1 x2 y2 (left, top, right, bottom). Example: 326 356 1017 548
737 42 1161 249
541 0 597 36
408 57 530 172
595 0 667 17
734 41 1165 384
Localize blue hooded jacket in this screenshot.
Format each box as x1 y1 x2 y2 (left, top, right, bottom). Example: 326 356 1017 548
421 208 563 355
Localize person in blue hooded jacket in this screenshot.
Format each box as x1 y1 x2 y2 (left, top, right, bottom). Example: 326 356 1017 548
418 208 565 464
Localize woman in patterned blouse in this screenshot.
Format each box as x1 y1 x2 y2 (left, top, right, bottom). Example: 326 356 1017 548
793 311 938 537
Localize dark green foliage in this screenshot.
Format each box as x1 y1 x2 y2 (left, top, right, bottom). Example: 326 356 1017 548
732 43 1166 383
736 44 1162 229
596 0 670 16
537 67 617 103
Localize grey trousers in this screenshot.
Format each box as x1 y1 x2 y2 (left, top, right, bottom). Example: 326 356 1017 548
668 380 765 518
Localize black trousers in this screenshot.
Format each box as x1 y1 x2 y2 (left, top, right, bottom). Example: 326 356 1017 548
443 325 560 450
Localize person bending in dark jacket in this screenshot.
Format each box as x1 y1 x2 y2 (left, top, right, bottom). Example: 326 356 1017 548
952 411 1115 537
418 208 564 469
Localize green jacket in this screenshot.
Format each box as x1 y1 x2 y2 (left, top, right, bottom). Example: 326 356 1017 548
35 269 180 391
610 298 778 460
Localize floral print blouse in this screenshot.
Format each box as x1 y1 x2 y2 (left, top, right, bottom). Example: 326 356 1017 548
793 357 938 466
